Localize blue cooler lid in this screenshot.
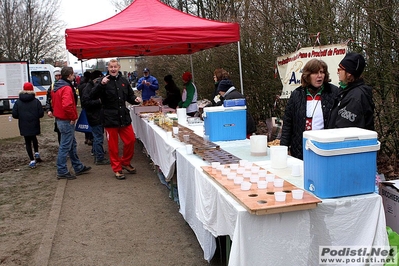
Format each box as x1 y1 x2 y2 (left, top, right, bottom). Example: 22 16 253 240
303 127 377 143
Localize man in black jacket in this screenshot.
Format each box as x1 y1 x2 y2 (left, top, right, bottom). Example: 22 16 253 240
91 59 142 179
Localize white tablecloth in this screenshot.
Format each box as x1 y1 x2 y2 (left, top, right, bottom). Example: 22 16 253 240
176 139 388 266
131 113 388 265
131 110 184 181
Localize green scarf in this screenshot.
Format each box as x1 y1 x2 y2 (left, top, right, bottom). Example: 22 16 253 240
339 81 348 90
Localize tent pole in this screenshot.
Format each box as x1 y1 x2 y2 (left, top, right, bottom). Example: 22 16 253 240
190 54 194 83
238 41 244 95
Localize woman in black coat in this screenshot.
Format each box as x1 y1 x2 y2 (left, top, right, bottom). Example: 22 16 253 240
280 59 338 160
162 75 181 109
12 82 44 168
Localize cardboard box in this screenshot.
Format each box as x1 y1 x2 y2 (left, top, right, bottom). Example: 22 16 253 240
380 180 399 233
303 127 380 198
133 105 160 114
203 106 246 142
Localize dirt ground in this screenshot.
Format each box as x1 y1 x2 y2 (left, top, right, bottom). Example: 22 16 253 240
0 114 223 266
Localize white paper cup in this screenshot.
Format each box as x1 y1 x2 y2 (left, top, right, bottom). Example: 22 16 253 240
227 172 236 180
172 127 179 135
251 166 260 174
221 168 231 176
185 144 193 155
216 165 225 171
166 131 172 140
241 181 252 191
275 192 286 202
243 171 251 179
273 178 284 187
258 170 267 177
239 159 248 167
257 180 267 189
265 173 275 182
234 176 244 185
211 162 221 169
244 162 253 169
292 189 304 199
250 175 259 183
229 163 239 170
236 168 245 175
291 163 301 176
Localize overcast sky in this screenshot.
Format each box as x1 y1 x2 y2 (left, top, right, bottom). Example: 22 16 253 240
59 0 120 65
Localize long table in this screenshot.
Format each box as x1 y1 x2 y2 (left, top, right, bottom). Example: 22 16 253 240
131 110 389 265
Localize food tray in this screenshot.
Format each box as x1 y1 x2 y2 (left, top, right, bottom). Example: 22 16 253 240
201 165 321 215
195 149 241 164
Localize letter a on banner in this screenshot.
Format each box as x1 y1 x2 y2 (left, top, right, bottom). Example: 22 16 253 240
276 43 347 99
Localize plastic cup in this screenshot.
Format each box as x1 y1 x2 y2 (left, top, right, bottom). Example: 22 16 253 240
251 166 260 174
291 163 301 176
239 159 248 167
244 162 253 169
229 164 239 170
216 165 225 171
211 162 221 169
241 181 252 191
227 172 236 180
265 173 275 182
234 176 244 185
292 189 304 199
257 180 267 189
275 192 286 202
243 171 251 179
173 127 179 135
273 178 284 187
236 168 245 175
258 170 267 177
221 168 231 176
250 175 259 183
185 144 193 155
270 146 288 169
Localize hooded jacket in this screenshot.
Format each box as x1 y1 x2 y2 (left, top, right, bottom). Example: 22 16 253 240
327 78 374 130
90 72 139 128
51 79 78 121
280 82 338 160
12 90 44 136
81 78 102 126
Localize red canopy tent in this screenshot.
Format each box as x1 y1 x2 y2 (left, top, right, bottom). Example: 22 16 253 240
65 0 240 60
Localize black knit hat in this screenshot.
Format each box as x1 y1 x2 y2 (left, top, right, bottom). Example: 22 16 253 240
164 74 173 82
217 79 234 93
339 52 365 78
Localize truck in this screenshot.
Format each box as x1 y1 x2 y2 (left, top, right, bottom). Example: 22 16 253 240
0 61 54 113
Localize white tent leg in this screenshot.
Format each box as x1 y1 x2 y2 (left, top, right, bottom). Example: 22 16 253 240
238 41 244 95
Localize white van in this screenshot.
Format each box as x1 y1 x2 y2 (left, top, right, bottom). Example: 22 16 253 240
29 64 55 107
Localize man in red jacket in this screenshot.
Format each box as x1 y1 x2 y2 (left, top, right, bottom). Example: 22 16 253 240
52 66 91 180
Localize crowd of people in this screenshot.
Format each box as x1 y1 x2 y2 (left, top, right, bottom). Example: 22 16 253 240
11 52 374 178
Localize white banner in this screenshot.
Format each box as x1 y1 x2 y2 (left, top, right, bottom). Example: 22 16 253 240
277 44 347 99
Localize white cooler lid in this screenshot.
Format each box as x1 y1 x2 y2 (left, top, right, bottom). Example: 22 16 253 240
303 127 377 142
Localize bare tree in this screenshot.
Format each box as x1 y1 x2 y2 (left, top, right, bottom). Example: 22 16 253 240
0 0 64 63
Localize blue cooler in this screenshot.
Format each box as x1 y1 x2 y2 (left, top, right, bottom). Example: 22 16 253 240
203 106 246 141
303 128 380 198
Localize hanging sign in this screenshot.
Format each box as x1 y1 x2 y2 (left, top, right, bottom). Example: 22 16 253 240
277 44 347 99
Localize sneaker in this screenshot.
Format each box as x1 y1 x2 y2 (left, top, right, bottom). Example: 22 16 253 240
34 152 43 163
87 139 93 146
29 160 36 169
75 165 92 176
95 159 110 165
122 164 137 174
57 172 76 180
115 171 125 180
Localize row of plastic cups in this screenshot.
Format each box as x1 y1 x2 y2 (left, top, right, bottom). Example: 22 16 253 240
275 190 304 201
234 176 284 187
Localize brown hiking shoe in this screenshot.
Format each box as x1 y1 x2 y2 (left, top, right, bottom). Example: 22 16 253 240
115 171 125 180
122 164 137 174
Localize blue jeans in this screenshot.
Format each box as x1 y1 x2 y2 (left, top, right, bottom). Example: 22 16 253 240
91 124 105 161
56 119 84 175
